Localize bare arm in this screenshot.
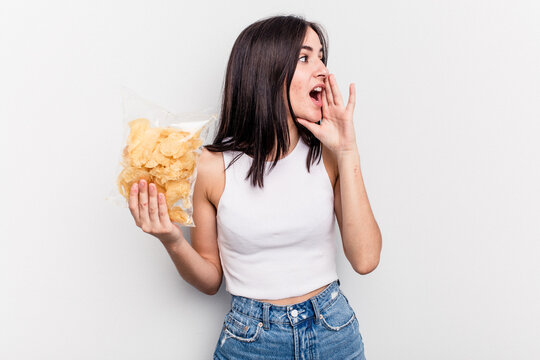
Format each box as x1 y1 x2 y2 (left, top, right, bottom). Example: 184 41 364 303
128 149 223 295
160 233 221 296
298 74 382 274
334 148 382 274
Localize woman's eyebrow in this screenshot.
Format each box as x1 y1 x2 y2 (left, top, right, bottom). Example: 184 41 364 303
301 45 324 54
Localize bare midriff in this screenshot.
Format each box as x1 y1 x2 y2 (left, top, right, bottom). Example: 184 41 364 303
255 283 331 306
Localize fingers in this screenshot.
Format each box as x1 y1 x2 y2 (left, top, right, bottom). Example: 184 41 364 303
129 178 172 236
346 83 356 113
323 74 355 114
324 76 334 106
322 84 329 117
328 74 344 106
158 192 171 224
138 180 150 227
148 183 160 224
128 182 140 225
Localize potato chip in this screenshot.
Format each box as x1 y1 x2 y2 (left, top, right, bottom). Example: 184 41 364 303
182 198 192 209
127 118 150 148
128 128 161 167
166 179 191 206
169 207 189 224
160 132 190 157
144 146 169 169
116 117 203 226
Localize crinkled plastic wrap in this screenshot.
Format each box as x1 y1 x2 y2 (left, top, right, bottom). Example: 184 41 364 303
107 88 217 227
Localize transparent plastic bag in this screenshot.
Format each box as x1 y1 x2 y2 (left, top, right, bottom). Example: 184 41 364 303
107 87 217 227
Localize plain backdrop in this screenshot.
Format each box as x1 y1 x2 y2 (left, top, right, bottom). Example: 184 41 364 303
1 0 539 359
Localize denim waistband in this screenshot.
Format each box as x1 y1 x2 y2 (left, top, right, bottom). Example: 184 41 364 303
229 279 341 329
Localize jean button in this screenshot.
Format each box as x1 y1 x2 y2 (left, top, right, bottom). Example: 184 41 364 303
291 309 298 317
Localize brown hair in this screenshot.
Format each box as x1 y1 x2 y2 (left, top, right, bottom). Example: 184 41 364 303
205 15 329 188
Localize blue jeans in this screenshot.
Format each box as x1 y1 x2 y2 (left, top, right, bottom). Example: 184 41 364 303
213 279 366 359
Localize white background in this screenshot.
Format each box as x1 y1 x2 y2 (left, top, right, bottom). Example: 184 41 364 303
1 0 539 359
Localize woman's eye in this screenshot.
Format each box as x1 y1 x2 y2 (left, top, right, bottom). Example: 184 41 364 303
299 55 308 62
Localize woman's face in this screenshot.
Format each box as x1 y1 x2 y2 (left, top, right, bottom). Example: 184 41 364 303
288 26 329 123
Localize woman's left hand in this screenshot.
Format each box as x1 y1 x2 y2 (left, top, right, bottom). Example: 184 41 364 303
296 74 357 155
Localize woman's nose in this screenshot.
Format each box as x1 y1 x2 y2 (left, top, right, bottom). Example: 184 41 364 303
316 63 329 79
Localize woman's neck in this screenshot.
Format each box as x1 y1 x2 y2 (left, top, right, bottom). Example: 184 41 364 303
268 118 299 161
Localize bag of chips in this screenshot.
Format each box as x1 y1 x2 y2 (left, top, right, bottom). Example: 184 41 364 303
107 88 217 227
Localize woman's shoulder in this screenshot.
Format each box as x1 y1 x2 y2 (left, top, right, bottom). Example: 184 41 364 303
199 146 224 169
197 147 225 208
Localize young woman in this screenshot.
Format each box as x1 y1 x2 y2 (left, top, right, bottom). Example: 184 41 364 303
128 15 381 360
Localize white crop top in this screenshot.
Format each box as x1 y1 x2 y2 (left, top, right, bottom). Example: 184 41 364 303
216 138 339 300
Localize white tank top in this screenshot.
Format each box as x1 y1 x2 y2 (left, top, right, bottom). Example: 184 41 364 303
216 138 339 300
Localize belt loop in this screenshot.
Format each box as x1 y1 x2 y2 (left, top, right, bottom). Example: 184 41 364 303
262 303 270 330
310 298 321 324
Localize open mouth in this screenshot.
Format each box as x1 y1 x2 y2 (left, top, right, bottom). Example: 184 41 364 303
309 87 323 107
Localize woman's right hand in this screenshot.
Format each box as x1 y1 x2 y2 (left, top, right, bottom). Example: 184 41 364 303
128 179 184 247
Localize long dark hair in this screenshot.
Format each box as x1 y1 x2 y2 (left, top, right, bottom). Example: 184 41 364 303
204 15 329 188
